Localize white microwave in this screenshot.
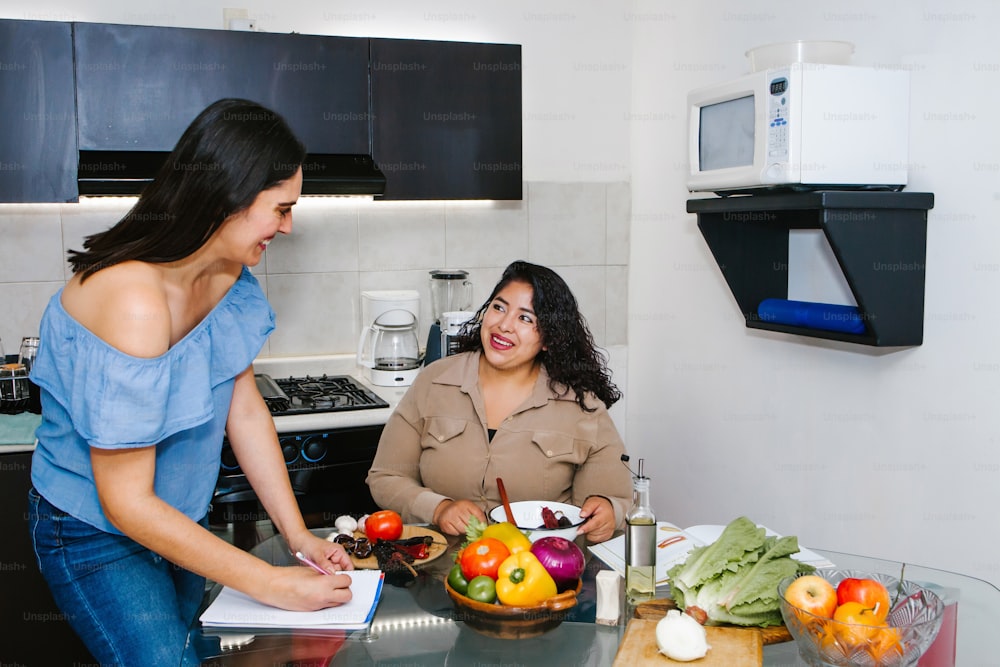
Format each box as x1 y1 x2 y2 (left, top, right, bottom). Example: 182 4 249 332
686 64 910 194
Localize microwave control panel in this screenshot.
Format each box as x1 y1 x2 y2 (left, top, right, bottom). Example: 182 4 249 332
766 73 790 169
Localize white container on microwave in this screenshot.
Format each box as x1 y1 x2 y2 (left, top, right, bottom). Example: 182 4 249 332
686 63 910 194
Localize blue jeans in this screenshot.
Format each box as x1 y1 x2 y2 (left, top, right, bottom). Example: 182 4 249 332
28 487 215 667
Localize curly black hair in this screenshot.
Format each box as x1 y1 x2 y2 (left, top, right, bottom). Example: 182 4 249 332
454 260 621 411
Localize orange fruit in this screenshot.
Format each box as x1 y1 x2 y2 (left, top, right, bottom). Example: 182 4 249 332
833 601 887 647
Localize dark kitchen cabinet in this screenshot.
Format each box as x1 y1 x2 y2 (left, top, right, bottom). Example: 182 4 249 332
689 191 934 347
371 38 522 200
74 23 371 154
1 451 96 664
0 19 78 202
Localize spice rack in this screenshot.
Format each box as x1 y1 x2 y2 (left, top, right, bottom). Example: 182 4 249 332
688 191 934 347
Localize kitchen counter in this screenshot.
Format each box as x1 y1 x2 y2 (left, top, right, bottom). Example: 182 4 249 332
0 411 41 453
0 356 406 453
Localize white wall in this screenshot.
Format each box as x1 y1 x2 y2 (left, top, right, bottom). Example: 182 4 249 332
628 0 1000 587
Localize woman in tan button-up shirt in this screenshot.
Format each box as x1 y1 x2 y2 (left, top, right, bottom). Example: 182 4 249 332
366 261 632 543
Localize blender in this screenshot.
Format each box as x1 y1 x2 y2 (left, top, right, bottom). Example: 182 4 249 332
424 269 473 365
357 290 421 386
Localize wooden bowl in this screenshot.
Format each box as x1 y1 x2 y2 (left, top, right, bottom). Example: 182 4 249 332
444 578 581 639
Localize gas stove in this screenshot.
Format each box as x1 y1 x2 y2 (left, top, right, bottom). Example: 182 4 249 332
255 373 389 416
212 360 401 527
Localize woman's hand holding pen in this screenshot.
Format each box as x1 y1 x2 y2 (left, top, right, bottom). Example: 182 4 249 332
263 564 354 611
253 532 356 611
292 532 354 574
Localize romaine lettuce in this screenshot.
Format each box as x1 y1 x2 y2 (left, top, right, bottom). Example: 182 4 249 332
667 516 815 627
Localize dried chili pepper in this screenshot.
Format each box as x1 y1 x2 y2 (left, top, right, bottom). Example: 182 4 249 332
540 506 560 529
387 535 433 560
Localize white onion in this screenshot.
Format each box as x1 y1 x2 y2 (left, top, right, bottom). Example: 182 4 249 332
655 609 710 662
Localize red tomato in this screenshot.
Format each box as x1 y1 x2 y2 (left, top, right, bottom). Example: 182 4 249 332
365 510 403 541
459 537 510 581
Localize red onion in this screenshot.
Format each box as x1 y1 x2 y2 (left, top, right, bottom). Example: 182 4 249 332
531 536 585 592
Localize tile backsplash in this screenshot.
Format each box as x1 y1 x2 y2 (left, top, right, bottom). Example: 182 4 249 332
0 181 629 359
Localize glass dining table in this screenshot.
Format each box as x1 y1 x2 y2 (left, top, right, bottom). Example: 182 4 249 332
194 528 998 666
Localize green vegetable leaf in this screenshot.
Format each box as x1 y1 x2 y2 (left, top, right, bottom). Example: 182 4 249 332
465 516 487 543
666 517 815 628
670 516 765 589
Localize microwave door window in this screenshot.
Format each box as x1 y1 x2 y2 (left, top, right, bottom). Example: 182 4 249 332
699 95 755 171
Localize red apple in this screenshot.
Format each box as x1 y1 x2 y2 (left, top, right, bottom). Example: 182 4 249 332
836 577 891 621
784 575 838 619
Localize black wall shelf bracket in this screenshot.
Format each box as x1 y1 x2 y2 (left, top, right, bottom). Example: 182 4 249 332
688 191 934 347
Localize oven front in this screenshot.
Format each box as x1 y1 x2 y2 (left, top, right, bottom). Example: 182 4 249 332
210 424 384 528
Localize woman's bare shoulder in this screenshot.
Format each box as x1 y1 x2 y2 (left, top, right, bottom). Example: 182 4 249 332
62 262 170 358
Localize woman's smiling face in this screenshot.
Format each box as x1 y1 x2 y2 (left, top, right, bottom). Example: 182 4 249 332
479 280 545 372
216 167 302 266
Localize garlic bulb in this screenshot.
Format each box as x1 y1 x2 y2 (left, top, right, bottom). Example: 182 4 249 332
334 515 358 534
655 609 710 662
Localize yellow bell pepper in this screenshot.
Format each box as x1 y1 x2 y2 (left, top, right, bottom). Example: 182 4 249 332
495 551 557 606
481 521 532 554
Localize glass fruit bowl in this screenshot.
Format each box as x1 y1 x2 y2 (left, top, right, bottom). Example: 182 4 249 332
779 570 944 667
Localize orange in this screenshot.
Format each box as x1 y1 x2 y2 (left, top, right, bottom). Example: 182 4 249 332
833 601 886 647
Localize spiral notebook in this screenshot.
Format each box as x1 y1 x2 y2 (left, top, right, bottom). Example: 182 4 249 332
200 570 384 630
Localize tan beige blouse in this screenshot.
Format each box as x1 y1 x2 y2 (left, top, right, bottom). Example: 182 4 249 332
366 351 632 528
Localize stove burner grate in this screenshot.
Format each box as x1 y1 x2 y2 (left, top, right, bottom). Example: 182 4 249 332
265 374 389 416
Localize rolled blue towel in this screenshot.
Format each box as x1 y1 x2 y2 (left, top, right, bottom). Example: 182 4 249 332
757 298 866 335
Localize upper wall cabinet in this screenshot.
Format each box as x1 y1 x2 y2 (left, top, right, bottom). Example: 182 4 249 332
371 39 522 200
74 23 371 154
0 20 77 202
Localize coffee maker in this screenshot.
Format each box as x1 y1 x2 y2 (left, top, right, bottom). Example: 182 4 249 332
357 290 421 386
424 270 473 366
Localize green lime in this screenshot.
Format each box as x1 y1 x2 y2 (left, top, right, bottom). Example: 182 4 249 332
466 575 497 604
447 563 469 595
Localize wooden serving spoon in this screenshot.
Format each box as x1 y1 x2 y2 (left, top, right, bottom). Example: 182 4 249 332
496 477 514 524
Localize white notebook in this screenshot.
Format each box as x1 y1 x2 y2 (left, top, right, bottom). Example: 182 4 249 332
588 522 835 586
200 569 384 630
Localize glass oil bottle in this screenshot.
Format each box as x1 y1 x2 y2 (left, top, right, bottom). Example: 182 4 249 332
625 458 656 601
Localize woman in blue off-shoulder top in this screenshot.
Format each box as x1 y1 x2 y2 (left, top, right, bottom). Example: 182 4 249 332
27 99 354 667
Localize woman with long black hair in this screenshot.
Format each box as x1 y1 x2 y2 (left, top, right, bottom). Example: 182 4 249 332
28 99 353 666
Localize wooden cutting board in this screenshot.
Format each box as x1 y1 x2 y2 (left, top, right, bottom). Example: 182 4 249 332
613 618 762 667
634 597 792 645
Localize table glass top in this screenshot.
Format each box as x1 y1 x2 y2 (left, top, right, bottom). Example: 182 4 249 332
196 530 1000 666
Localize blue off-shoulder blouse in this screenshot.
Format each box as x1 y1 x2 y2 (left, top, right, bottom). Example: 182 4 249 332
30 266 275 534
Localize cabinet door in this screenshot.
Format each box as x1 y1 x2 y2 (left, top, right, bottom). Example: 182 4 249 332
0 20 77 202
74 23 370 154
371 39 522 200
0 452 95 663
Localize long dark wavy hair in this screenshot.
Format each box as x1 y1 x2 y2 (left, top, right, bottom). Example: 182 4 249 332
455 260 621 411
69 98 306 280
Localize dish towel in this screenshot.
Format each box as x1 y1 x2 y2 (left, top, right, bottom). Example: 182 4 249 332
0 412 42 445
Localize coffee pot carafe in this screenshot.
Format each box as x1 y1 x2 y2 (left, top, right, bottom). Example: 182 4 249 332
358 290 421 386
424 270 473 365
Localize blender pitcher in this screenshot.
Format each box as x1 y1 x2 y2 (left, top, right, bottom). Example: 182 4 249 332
425 270 473 365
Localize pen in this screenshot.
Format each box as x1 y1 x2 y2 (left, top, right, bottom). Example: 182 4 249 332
295 551 330 575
